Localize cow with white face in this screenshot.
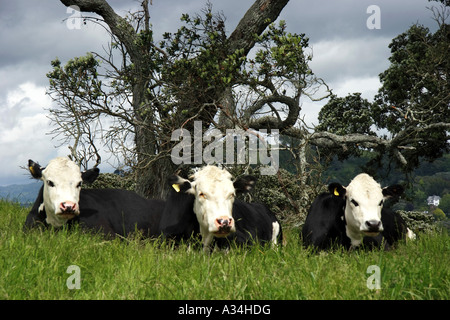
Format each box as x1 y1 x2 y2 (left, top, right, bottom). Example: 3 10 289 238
163 165 282 251
338 173 404 247
302 173 411 251
25 157 166 238
188 166 237 249
27 157 99 227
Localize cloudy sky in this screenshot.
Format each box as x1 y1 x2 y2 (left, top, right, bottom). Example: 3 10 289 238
0 0 439 186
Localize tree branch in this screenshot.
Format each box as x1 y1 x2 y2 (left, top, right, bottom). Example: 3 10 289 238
227 0 290 56
244 94 300 130
60 0 143 64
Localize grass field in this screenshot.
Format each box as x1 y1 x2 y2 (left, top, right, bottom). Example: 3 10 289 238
0 199 448 300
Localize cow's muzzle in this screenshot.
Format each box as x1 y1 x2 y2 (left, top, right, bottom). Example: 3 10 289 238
364 220 382 235
214 216 234 236
58 201 79 219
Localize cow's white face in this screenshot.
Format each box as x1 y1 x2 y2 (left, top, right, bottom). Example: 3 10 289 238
30 157 83 227
190 166 237 240
344 174 385 240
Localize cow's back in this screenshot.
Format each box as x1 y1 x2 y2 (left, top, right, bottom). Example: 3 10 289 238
216 199 282 248
159 188 200 241
77 188 165 237
301 193 350 250
23 185 47 230
380 207 408 246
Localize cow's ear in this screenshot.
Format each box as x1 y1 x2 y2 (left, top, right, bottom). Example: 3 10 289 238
328 182 346 198
168 175 192 193
82 167 100 184
382 184 404 198
28 159 44 180
234 175 257 194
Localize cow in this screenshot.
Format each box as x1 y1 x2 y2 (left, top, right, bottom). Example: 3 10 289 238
301 173 414 251
24 157 165 238
159 165 282 252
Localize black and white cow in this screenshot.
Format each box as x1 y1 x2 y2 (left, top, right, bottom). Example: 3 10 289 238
301 173 414 251
24 157 165 238
159 165 282 251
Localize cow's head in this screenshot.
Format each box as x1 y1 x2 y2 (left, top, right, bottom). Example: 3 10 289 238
28 157 99 227
170 166 256 249
329 173 403 245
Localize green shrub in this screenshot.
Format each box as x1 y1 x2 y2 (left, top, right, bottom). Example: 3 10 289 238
230 167 323 230
397 210 436 234
83 172 136 191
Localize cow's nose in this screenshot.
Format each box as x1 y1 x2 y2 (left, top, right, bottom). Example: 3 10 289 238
60 201 77 212
365 220 381 231
215 216 233 233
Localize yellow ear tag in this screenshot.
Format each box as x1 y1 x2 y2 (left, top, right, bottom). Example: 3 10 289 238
334 188 340 196
29 166 35 176
172 184 180 192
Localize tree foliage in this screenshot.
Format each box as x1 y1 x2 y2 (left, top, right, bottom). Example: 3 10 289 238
316 4 450 172
47 0 450 199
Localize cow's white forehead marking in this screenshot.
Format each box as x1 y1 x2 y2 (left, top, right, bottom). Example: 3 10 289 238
346 173 382 201
42 157 81 182
191 165 234 194
191 165 233 182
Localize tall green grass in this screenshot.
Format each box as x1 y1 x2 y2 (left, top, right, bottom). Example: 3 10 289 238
0 199 448 300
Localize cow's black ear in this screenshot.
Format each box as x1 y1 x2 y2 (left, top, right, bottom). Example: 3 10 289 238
28 159 44 179
168 175 192 193
328 182 346 197
382 184 404 198
82 167 100 184
234 175 257 193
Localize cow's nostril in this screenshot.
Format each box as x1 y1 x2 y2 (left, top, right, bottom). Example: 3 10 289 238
365 220 381 230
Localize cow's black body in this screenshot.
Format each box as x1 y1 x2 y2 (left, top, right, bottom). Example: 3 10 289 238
24 187 165 238
159 186 282 248
301 191 409 251
216 200 282 248
301 192 350 250
158 182 200 242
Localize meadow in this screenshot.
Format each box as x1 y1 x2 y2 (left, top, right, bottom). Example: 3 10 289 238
0 199 448 300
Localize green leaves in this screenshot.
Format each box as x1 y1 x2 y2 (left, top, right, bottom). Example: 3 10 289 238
47 53 104 101
375 23 450 131
251 20 310 79
318 93 376 136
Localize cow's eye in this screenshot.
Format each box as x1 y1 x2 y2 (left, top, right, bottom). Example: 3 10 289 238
47 180 55 187
199 192 207 199
228 193 235 200
76 182 82 188
351 199 359 207
379 200 384 206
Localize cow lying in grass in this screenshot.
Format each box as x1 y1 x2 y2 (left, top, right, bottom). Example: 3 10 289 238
301 173 415 251
24 157 164 238
159 165 282 252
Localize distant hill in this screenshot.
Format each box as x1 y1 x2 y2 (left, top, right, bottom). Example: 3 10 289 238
0 182 42 206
